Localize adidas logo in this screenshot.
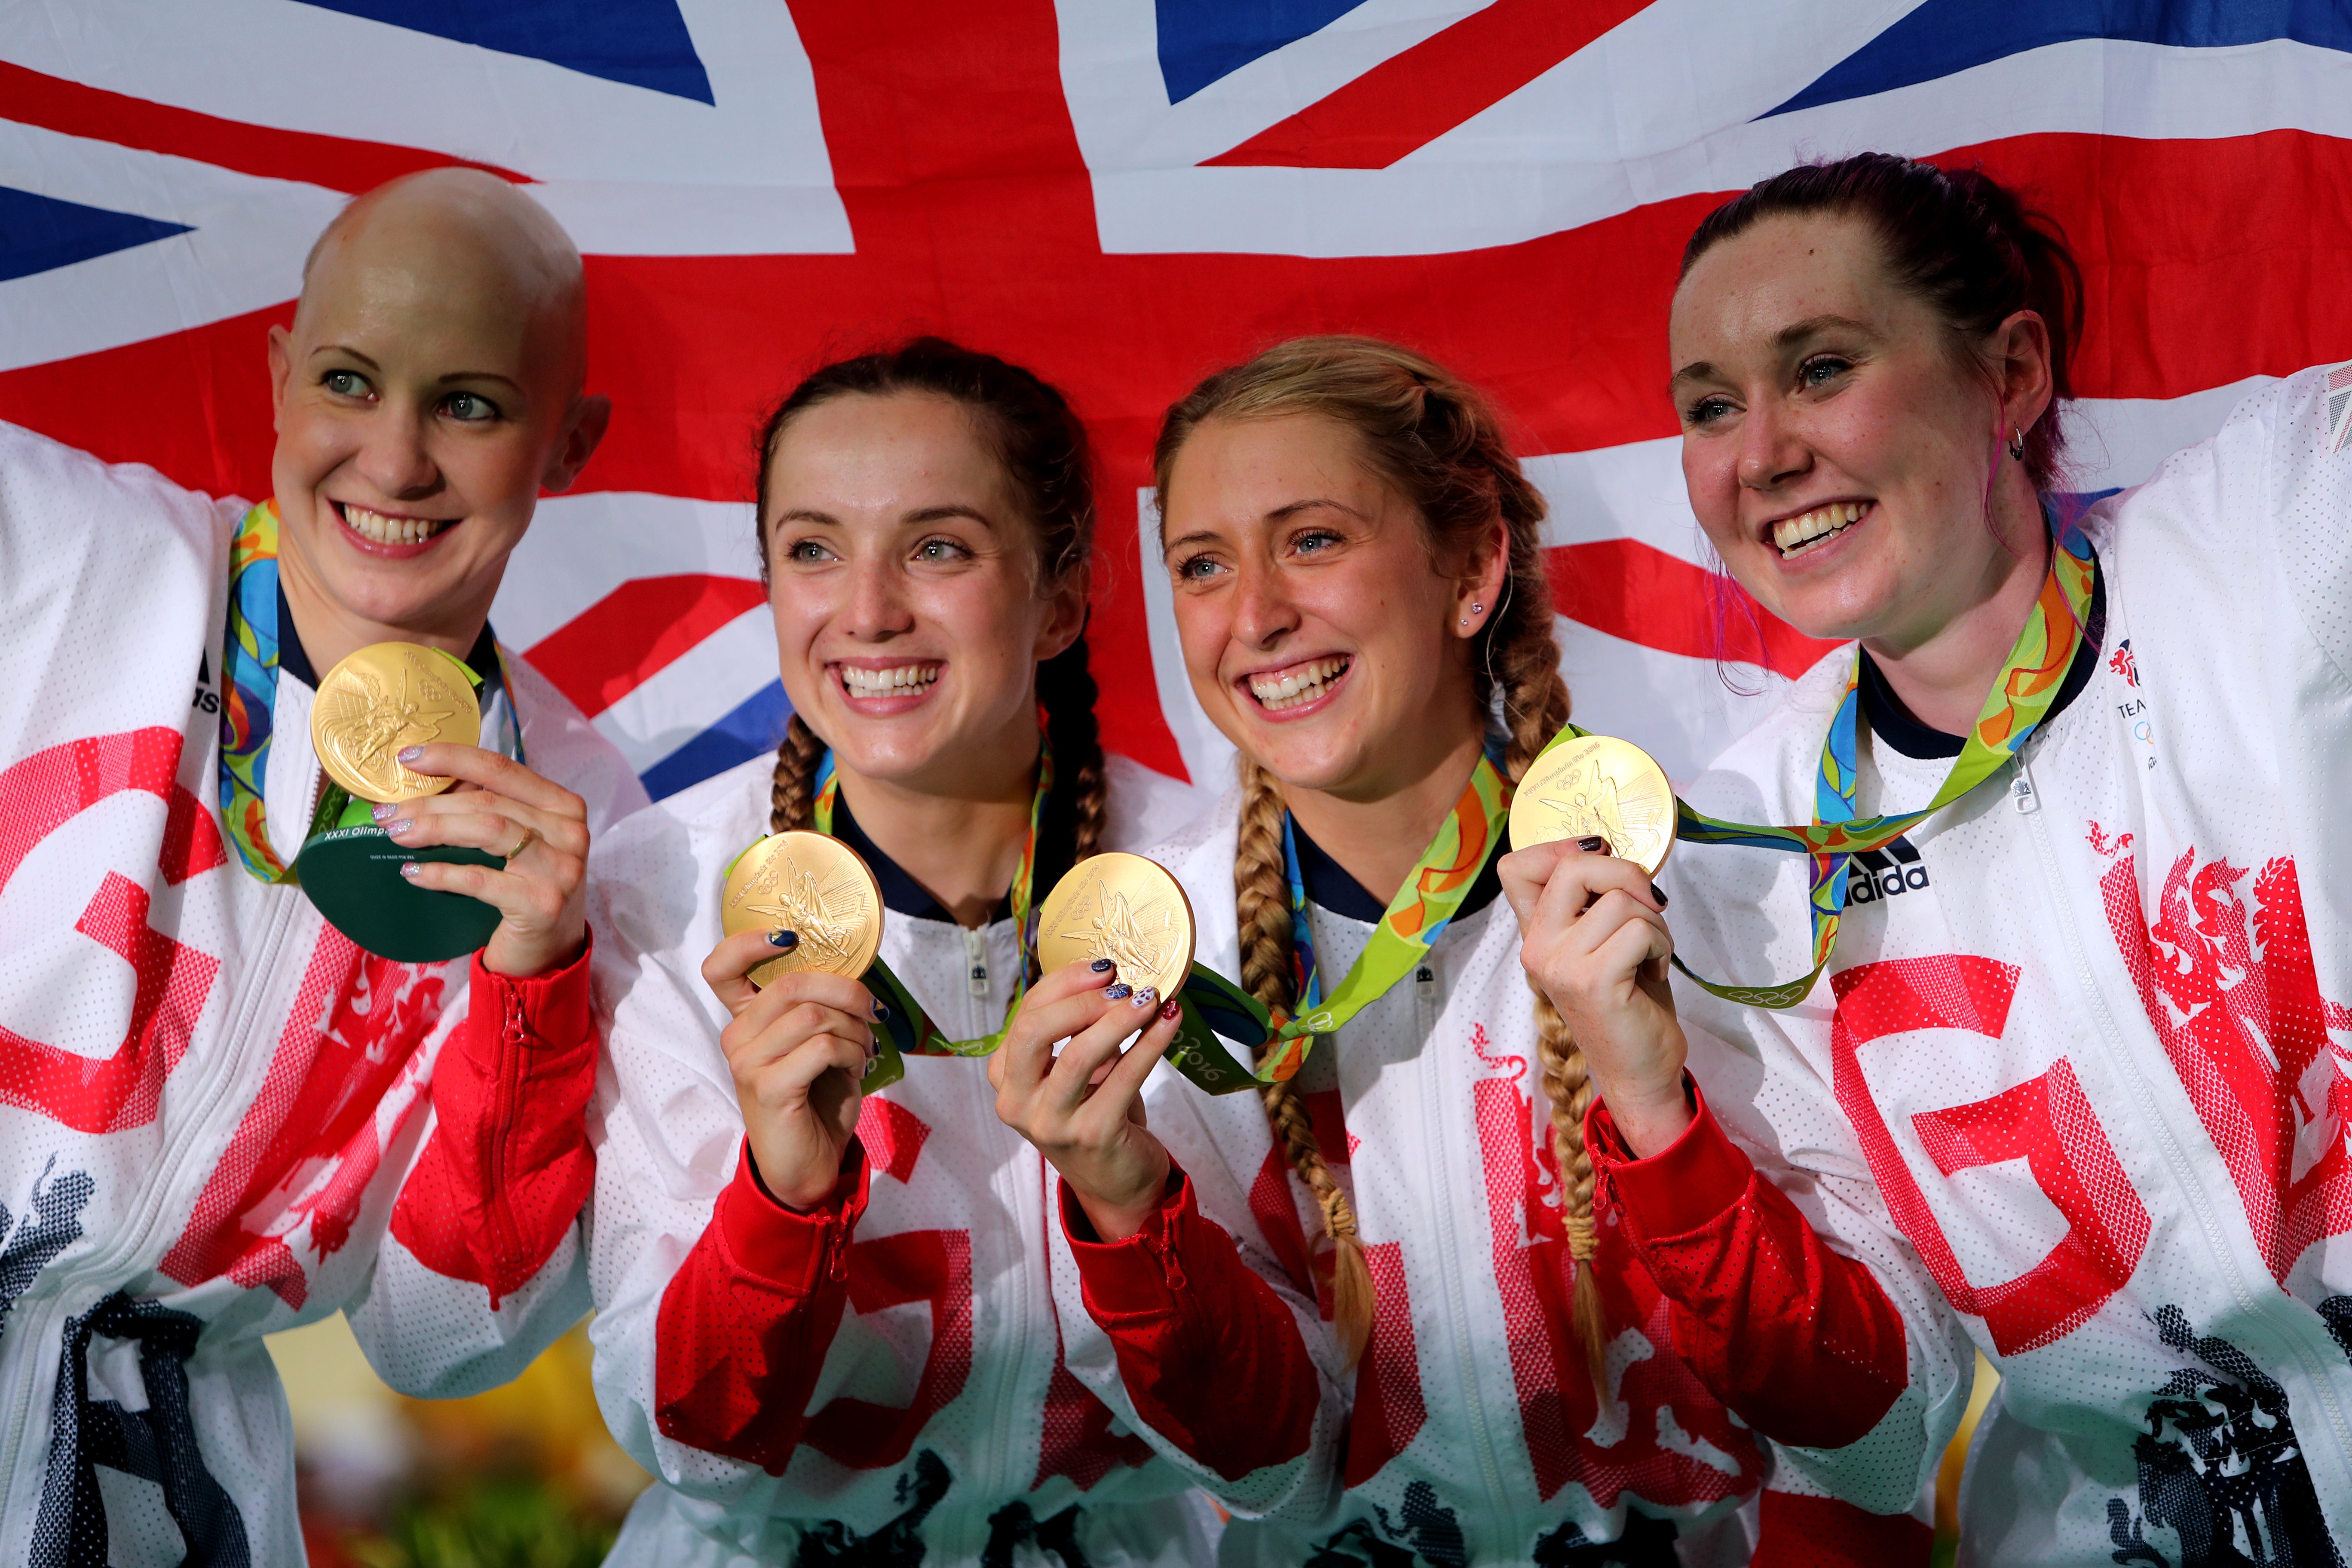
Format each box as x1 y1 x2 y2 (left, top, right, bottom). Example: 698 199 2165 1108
1846 836 1929 904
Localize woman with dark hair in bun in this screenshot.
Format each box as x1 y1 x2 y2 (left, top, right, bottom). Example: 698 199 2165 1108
1508 153 2352 1560
582 339 1210 1563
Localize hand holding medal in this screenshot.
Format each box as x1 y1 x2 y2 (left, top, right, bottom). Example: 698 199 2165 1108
297 642 590 974
990 853 1193 1242
704 832 890 1210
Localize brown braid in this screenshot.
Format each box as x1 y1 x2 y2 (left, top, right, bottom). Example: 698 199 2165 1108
1236 757 1375 1366
1156 334 1603 1384
768 713 828 835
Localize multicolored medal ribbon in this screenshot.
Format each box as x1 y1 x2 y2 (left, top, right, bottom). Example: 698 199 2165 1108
1525 508 2097 1010
806 745 1053 1087
1150 753 1513 1093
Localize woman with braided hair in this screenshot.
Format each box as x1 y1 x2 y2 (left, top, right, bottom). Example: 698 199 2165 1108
581 339 1209 1564
992 336 1915 1562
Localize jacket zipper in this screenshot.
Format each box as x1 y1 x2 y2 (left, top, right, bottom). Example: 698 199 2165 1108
2011 749 2352 1482
1415 948 1516 1548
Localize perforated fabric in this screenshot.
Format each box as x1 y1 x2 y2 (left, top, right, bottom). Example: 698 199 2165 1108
1054 789 1870 1566
0 422 646 1565
1657 365 2352 1563
585 752 1220 1566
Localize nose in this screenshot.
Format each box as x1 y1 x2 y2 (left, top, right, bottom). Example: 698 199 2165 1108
1735 396 1812 494
355 405 439 499
841 554 915 641
1230 554 1301 651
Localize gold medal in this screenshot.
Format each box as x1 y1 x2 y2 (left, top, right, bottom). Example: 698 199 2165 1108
1037 852 1195 1004
722 831 885 988
1510 732 1678 877
311 642 483 804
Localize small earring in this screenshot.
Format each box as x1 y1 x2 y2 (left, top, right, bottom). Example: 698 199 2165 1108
1460 600 1482 628
2006 427 2027 461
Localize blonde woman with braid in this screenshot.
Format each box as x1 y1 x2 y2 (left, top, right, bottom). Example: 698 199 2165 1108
993 337 1920 1564
582 340 1210 1565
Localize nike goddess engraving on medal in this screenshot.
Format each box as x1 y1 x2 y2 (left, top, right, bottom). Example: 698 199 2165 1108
1510 732 1677 877
310 642 481 803
722 831 885 988
1037 851 1196 1005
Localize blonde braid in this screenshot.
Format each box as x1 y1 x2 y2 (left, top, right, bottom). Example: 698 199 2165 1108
1236 758 1375 1366
768 714 827 834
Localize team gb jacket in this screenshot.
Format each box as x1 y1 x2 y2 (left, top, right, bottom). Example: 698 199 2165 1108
1592 365 2352 1566
1042 790 1930 1567
0 422 646 1567
587 749 1228 1567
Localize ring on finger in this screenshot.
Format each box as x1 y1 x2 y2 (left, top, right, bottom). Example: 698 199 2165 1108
504 824 539 862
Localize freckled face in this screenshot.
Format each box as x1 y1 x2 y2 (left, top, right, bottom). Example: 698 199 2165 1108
266 207 593 643
763 391 1080 793
1161 413 1478 801
1670 211 2021 648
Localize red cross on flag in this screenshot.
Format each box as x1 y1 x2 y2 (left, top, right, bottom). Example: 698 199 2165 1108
5 0 2349 795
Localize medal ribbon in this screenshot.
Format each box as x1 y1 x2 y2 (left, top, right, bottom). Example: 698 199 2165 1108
1558 508 2097 1010
219 499 517 884
1158 753 1513 1094
810 745 1051 1088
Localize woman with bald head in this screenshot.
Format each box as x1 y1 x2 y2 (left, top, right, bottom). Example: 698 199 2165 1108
0 170 644 1565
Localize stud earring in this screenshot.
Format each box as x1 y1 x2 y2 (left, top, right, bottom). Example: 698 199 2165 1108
1460 600 1482 628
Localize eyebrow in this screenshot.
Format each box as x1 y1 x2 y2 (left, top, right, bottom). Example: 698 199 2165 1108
770 504 1000 529
1671 314 1877 389
311 345 524 395
1159 496 1369 560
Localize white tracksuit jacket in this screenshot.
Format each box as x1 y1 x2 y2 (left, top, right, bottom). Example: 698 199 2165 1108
586 749 1224 1567
1039 792 1849 1568
0 421 645 1566
1589 365 2352 1566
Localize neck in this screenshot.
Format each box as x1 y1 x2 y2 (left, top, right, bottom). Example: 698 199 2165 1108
1863 480 2052 738
835 729 1042 929
1279 726 1486 908
276 540 493 677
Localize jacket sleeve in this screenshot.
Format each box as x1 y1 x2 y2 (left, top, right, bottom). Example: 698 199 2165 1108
1591 1026 1976 1516
1042 1077 1345 1523
346 943 599 1397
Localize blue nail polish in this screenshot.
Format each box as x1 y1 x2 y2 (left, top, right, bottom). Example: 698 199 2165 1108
1131 986 1158 1008
370 802 396 822
1090 958 1114 973
872 1000 891 1022
397 745 424 764
1105 983 1132 1000
768 929 798 949
385 819 413 837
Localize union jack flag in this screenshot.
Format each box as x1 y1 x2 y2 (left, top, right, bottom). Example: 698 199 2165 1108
4 0 2349 796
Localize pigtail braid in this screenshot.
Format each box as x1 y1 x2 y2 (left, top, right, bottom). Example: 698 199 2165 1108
768 714 827 835
1237 758 1375 1366
1038 630 1109 863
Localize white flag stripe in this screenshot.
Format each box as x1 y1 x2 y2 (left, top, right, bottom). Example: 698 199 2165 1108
589 606 781 775
493 491 760 651
1089 31 2352 258
0 0 851 255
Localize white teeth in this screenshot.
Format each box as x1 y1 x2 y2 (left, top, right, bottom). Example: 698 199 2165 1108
1248 656 1349 711
841 663 940 698
1772 502 1869 557
342 505 448 546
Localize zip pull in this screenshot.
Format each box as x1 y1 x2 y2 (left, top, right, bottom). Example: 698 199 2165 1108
2011 753 2040 815
1415 965 1437 1002
965 927 989 997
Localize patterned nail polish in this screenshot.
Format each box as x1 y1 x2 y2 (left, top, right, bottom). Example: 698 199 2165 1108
768 929 799 949
370 801 397 822
872 1000 891 1022
1159 999 1181 1021
398 862 420 880
1090 958 1115 973
385 819 414 838
1576 835 1609 853
1131 986 1158 1008
1105 983 1132 1000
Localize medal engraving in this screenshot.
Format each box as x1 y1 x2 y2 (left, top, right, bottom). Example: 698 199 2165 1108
721 832 885 987
1510 733 1677 877
311 643 482 804
1037 852 1195 1004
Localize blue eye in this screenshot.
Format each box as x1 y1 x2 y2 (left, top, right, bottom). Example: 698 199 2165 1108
444 392 499 422
913 537 970 564
322 369 370 398
1684 395 1732 427
1293 529 1342 555
1800 356 1850 388
1172 553 1222 582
